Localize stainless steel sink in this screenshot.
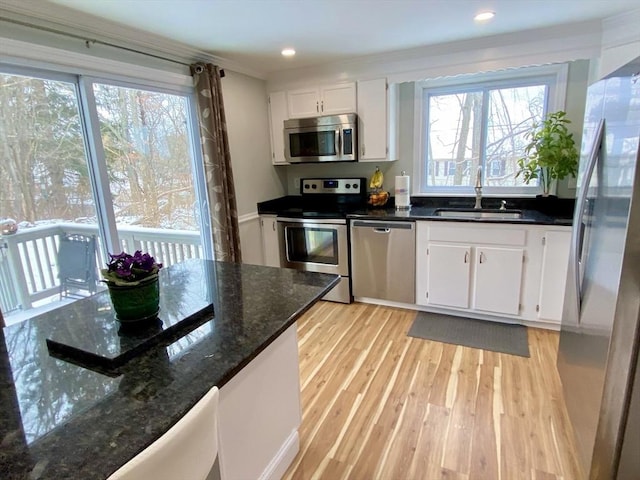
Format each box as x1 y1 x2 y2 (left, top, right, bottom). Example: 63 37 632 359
433 208 523 219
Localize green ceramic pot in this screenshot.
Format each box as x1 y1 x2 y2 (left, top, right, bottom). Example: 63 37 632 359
107 275 160 323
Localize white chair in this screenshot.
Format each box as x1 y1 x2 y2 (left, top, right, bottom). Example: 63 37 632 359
108 386 219 480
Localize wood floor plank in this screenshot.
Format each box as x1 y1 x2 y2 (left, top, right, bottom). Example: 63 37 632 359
284 301 584 480
468 364 499 480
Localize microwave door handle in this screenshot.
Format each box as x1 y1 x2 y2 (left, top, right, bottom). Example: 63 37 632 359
335 129 340 156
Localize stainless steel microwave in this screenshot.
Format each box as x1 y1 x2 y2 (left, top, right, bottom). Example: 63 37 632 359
284 113 357 163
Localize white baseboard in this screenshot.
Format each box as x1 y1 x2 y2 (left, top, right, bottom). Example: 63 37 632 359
354 297 561 331
258 429 300 480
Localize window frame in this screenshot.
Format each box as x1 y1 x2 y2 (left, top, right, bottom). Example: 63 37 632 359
0 62 213 260
413 63 569 197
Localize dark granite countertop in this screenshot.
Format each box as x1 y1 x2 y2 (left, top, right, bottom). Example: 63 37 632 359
0 260 339 480
258 195 574 226
347 205 573 226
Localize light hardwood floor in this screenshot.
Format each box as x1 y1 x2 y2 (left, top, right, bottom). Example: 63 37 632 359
283 301 584 480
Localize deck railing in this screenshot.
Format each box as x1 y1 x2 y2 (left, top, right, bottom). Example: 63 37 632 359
0 223 202 314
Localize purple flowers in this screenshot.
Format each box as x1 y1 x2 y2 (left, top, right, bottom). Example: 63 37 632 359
101 250 162 285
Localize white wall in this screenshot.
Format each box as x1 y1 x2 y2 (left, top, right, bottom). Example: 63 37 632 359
220 70 286 265
220 70 286 216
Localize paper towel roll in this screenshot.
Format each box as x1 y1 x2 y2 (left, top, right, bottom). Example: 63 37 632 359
395 174 411 209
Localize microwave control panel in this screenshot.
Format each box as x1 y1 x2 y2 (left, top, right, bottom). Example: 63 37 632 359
301 178 365 195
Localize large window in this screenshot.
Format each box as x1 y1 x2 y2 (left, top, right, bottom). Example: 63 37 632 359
0 66 210 322
416 65 567 195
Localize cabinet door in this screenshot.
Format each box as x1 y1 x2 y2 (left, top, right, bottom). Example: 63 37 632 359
260 215 280 267
538 230 571 322
287 88 320 118
427 243 471 309
320 83 356 115
474 247 524 315
357 78 387 161
268 92 289 165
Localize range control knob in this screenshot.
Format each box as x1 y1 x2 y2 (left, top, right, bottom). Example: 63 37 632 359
345 184 351 189
352 183 359 189
304 184 310 189
311 184 317 189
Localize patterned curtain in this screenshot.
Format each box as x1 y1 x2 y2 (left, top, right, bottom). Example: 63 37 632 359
190 63 242 263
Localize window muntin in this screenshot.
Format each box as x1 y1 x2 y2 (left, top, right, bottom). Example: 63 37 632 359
418 71 559 195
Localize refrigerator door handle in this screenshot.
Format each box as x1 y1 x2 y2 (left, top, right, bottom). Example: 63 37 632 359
571 118 605 319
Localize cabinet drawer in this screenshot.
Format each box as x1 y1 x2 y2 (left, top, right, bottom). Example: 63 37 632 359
429 224 526 246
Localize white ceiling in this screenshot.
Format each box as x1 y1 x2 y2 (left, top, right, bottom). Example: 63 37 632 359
47 0 638 75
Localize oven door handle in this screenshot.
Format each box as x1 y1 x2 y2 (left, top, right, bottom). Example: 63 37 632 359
374 228 391 233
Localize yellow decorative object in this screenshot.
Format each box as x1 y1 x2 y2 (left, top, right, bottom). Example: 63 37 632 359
369 166 384 190
368 166 388 207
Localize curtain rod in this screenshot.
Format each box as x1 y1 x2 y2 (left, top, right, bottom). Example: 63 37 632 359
1 16 195 68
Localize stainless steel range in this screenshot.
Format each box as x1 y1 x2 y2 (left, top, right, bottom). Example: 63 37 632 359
277 177 366 303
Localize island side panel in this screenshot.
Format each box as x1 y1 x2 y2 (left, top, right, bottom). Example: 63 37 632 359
217 324 302 480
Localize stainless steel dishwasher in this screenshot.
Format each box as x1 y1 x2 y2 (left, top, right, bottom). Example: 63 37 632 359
350 220 415 303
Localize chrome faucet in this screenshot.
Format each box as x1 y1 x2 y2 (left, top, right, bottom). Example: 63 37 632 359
474 166 482 209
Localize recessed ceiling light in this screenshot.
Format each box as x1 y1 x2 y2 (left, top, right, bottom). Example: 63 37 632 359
474 11 495 22
281 48 296 57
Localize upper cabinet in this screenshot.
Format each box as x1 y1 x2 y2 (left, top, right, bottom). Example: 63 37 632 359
356 78 398 162
287 82 356 118
268 91 289 165
267 78 397 165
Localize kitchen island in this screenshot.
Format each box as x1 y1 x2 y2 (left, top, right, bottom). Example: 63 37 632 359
0 259 339 480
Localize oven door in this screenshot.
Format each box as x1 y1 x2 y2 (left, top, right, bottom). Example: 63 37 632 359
278 218 348 276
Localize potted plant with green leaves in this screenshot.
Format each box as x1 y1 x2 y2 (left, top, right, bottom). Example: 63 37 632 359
102 250 163 323
516 110 579 197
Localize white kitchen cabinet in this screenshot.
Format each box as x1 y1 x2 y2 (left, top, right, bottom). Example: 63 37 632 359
287 82 356 118
260 215 281 267
356 78 398 162
416 221 573 327
473 246 524 315
417 221 526 317
268 91 289 165
537 229 571 323
426 243 471 308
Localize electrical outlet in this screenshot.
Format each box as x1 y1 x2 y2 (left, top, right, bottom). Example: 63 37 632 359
568 176 577 189
293 177 300 191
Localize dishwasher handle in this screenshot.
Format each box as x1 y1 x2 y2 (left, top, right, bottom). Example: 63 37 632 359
351 220 414 230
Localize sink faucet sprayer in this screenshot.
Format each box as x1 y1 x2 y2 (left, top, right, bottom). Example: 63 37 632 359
474 166 482 209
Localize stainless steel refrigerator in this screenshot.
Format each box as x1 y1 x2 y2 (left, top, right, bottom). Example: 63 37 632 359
557 56 640 479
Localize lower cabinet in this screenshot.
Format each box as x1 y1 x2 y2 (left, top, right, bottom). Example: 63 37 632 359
417 221 570 325
426 244 471 309
537 229 572 323
473 246 524 316
260 215 281 267
423 240 524 316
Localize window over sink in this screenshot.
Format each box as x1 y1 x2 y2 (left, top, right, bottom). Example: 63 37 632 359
414 63 568 196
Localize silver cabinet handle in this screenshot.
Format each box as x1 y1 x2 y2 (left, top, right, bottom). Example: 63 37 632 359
321 100 324 112
479 251 485 264
316 101 319 112
373 228 391 233
272 221 276 231
464 251 469 263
